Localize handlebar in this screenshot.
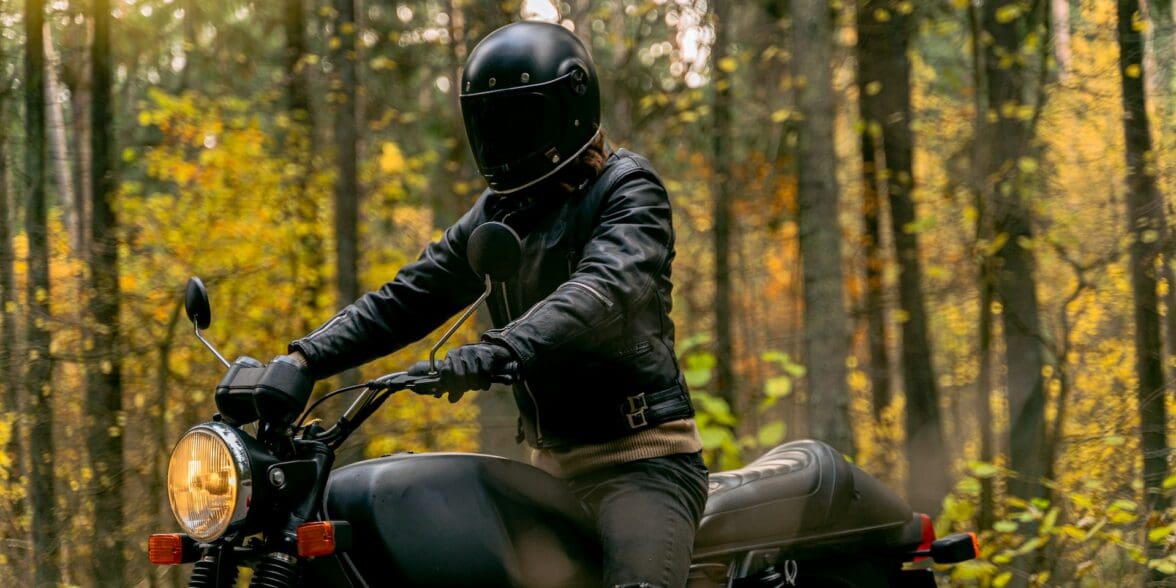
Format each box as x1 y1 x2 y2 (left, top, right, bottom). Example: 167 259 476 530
302 363 519 448
366 362 517 392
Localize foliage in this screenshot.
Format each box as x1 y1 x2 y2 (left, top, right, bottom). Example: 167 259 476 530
0 0 1174 585
942 461 1176 586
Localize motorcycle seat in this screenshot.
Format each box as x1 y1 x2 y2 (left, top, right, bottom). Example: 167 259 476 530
693 439 857 557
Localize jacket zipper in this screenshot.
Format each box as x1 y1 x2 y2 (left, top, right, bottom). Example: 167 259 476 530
501 280 544 444
566 280 613 309
303 310 348 341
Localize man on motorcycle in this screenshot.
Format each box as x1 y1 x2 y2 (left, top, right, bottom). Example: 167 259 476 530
286 21 707 588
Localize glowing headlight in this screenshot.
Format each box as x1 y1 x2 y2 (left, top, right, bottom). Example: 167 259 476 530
167 422 252 542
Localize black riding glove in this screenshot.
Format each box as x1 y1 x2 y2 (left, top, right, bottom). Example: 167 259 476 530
408 343 514 403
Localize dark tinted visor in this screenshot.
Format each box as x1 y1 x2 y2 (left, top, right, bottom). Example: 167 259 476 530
462 92 553 168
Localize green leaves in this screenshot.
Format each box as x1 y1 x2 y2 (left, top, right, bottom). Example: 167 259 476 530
683 351 716 389
969 460 999 479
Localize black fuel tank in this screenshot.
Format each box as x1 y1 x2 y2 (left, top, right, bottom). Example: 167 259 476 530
319 452 602 587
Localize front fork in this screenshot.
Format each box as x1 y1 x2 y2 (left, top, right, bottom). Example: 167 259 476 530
247 552 301 587
187 546 239 588
186 550 300 588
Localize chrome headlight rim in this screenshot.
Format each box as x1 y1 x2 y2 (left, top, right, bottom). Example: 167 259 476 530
167 421 254 542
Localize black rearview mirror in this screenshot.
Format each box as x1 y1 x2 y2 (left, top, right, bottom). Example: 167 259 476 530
185 276 229 367
185 277 212 330
467 222 523 283
426 222 523 373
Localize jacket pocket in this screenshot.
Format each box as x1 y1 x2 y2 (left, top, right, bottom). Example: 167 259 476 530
612 338 653 360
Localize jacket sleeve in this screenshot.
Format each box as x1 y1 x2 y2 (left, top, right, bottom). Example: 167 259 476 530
289 203 487 380
482 170 672 367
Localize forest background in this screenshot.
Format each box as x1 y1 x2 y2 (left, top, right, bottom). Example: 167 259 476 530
0 0 1174 586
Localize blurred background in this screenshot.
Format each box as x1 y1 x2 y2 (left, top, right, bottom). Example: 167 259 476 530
0 0 1174 585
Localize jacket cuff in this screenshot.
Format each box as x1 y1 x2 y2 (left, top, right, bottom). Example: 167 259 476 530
480 330 529 366
287 339 328 380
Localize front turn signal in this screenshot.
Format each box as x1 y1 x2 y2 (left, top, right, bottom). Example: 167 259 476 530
148 533 197 565
297 521 352 558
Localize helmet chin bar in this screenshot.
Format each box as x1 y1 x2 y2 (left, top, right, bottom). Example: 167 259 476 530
486 127 602 195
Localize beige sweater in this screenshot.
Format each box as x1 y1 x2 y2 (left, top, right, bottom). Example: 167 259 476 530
530 419 703 479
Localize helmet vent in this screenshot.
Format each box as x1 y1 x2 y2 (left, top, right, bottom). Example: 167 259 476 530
571 68 588 95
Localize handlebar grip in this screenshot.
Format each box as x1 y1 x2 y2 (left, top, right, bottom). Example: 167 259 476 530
490 362 519 385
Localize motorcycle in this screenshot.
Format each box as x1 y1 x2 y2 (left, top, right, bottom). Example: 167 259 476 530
148 221 977 587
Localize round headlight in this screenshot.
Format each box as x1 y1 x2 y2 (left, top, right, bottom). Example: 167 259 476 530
167 422 252 542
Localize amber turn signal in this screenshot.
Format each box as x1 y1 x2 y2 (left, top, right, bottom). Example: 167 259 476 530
148 534 186 565
297 522 337 558
296 520 352 558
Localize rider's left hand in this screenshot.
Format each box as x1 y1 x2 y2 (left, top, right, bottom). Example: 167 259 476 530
408 343 514 403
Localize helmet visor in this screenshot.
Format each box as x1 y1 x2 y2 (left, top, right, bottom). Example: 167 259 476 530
462 92 554 168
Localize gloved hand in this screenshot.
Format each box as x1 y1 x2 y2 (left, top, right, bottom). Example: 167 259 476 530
407 343 514 403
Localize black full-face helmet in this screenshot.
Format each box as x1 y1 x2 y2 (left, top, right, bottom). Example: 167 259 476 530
460 21 601 194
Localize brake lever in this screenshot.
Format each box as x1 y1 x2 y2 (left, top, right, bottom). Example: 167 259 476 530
405 375 446 398
367 372 415 390
390 361 518 400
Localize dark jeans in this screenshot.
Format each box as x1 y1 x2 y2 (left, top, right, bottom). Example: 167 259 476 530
565 452 709 588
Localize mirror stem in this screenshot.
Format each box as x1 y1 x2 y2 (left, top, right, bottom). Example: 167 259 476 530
194 322 231 368
430 275 493 373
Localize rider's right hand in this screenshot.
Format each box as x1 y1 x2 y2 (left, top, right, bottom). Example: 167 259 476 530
407 343 514 403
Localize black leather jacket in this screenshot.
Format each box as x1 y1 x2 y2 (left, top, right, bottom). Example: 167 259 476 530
289 149 694 448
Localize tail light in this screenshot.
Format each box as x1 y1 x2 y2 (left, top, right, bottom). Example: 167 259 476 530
909 513 980 564
931 532 980 564
914 513 935 562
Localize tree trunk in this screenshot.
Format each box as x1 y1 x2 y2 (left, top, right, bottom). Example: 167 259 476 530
711 0 739 461
284 0 322 335
1052 0 1072 81
181 0 198 92
1146 0 1174 104
976 273 997 530
334 0 360 371
0 112 29 588
968 0 996 532
858 123 890 423
333 0 362 466
982 3 1049 584
858 0 949 516
86 0 125 584
25 1 61 584
982 0 1049 503
855 0 892 425
150 303 183 588
43 25 78 251
65 10 92 251
1117 0 1171 582
791 0 854 457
